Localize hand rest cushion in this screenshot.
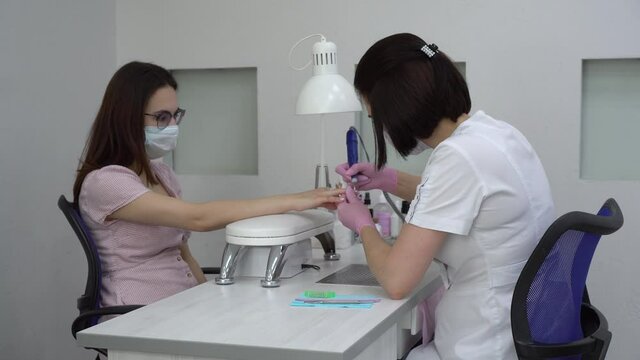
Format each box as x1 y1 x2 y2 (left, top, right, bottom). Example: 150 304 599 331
226 209 334 246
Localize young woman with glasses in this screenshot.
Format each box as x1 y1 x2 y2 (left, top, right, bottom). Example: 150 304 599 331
73 61 344 308
335 34 555 359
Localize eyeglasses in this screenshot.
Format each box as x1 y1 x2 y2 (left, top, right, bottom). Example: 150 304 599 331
144 108 186 130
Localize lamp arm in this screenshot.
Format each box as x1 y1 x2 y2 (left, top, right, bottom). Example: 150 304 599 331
288 34 326 71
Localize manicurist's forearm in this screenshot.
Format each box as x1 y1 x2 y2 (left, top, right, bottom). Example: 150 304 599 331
359 226 402 296
393 171 422 201
360 225 434 299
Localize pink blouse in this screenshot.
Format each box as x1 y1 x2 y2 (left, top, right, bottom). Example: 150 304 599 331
79 160 198 307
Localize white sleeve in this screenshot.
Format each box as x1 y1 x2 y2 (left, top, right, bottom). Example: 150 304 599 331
406 143 486 235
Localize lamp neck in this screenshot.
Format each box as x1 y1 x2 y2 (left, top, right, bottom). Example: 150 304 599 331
311 40 338 76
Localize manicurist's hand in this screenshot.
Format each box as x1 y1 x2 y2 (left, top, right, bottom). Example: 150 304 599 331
336 186 376 234
290 187 345 211
335 162 398 193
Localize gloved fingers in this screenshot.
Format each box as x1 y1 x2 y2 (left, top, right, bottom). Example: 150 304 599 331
354 174 371 184
335 162 350 176
345 162 372 177
344 186 360 204
337 188 374 235
336 200 349 212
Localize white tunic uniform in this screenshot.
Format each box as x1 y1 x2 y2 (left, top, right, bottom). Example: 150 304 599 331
406 111 555 359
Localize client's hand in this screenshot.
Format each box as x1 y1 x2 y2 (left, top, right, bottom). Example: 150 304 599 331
292 188 345 211
335 162 398 193
336 186 376 235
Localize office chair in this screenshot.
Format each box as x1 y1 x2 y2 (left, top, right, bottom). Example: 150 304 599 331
58 195 219 358
511 198 623 360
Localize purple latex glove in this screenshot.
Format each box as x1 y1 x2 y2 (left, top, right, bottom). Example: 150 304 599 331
335 162 398 193
336 186 376 235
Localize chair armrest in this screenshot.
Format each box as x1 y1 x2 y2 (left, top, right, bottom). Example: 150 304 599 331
72 305 143 338
515 337 597 358
201 267 220 274
515 303 611 359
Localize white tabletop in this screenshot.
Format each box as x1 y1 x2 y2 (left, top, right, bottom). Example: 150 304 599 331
77 244 442 360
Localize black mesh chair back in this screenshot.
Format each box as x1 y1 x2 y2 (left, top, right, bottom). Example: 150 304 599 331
58 195 102 326
58 195 142 357
511 198 623 360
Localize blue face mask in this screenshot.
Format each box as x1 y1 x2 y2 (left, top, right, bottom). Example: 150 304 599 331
144 125 179 159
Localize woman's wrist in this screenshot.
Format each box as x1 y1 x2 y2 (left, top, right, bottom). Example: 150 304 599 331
357 221 377 236
380 167 399 193
281 193 300 212
358 223 378 237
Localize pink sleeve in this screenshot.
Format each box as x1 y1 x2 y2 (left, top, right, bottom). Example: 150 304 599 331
79 165 150 224
151 161 190 242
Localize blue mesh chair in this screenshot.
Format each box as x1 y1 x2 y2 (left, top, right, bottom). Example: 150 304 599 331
511 198 623 360
58 195 219 358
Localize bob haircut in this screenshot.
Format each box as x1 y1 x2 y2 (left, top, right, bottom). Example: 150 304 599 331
73 61 178 203
354 33 471 169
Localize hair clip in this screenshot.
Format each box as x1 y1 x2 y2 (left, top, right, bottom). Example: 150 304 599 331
420 44 439 58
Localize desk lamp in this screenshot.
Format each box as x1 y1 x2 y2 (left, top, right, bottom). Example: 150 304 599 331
290 34 362 188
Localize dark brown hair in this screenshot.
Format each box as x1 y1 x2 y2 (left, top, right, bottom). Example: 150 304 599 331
73 61 177 203
354 33 471 169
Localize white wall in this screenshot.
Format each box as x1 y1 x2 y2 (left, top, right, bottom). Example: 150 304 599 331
117 1 640 358
0 1 116 359
115 0 364 262
1 1 638 359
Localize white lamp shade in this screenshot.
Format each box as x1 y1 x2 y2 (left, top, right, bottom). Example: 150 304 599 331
296 73 362 114
294 38 362 115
